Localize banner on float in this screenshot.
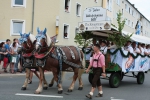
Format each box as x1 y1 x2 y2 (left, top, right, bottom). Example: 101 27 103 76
110 49 150 72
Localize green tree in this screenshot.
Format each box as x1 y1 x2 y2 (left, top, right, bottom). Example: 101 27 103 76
108 11 132 48
74 31 93 48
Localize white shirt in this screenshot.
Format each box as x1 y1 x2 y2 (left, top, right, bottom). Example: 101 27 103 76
133 47 140 53
141 47 144 55
100 46 107 55
126 45 133 53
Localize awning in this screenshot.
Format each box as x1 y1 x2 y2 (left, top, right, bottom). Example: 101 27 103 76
122 31 150 44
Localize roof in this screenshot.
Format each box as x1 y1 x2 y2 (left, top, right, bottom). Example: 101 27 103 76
126 0 150 23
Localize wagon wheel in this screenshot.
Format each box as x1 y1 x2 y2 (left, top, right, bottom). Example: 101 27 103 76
121 72 124 81
109 73 121 88
88 73 94 85
137 72 145 84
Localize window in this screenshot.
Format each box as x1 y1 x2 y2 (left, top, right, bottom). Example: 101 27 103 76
122 9 124 16
129 7 130 14
65 0 71 12
95 0 98 3
125 4 128 11
107 0 112 11
132 10 134 16
132 22 134 28
116 0 120 5
128 20 130 26
63 24 70 38
125 19 128 25
75 27 79 36
11 20 25 35
76 3 81 16
12 0 26 7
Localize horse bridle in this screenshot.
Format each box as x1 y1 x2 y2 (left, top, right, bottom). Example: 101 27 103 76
22 38 35 53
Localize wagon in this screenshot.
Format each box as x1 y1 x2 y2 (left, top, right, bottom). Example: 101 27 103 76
87 31 150 88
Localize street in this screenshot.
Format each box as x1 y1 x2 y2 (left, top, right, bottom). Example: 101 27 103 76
0 72 150 100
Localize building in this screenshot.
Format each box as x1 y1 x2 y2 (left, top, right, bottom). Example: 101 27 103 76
106 0 150 37
0 0 59 42
0 0 150 45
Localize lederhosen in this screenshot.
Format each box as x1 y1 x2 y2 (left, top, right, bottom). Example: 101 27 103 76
92 54 103 88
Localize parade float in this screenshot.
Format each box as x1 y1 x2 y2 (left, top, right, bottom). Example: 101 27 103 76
76 7 150 88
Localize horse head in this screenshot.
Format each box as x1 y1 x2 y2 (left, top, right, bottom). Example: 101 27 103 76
19 32 36 53
35 27 51 51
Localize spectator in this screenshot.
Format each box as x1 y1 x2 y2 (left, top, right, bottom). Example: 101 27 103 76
10 38 20 72
0 42 8 73
4 39 11 72
10 42 18 74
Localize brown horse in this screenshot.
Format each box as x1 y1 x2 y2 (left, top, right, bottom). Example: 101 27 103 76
19 33 49 90
34 28 85 94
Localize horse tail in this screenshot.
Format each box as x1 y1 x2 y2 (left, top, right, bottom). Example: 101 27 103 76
78 51 85 79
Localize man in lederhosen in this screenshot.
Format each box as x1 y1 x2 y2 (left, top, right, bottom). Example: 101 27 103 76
86 44 106 99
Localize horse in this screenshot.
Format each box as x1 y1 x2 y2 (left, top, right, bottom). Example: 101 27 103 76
19 33 49 90
34 27 85 94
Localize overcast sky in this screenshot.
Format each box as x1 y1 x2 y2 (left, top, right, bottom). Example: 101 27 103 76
129 0 150 20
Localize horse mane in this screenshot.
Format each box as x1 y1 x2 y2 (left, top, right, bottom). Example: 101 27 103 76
46 33 51 47
29 34 36 43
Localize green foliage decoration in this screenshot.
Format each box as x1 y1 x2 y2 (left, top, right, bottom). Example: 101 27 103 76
108 11 132 48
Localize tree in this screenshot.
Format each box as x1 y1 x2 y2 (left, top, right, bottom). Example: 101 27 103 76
74 31 93 48
108 11 132 48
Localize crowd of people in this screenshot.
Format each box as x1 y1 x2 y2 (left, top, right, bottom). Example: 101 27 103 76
86 39 150 60
0 38 23 74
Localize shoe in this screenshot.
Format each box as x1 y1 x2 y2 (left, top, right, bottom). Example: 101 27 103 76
85 94 92 99
95 93 103 97
4 70 7 73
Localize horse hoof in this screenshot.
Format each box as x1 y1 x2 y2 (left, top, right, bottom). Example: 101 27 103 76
78 87 83 90
49 84 53 87
34 91 41 94
21 87 26 90
68 89 73 92
58 90 63 94
43 87 48 90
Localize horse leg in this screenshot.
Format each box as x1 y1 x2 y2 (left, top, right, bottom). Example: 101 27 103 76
21 68 30 90
52 69 63 94
35 67 44 94
78 69 84 90
68 68 78 92
43 71 48 90
49 77 55 87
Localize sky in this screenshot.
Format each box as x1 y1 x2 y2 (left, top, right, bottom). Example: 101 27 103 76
129 0 150 21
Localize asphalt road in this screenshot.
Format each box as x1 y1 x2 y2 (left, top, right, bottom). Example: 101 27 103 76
0 72 150 100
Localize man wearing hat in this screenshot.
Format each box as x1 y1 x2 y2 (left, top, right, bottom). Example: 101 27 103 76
86 44 106 99
100 40 107 55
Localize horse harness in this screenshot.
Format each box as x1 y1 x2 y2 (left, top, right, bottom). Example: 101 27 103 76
34 45 83 84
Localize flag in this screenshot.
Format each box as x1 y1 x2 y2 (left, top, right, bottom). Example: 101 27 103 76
136 21 141 35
